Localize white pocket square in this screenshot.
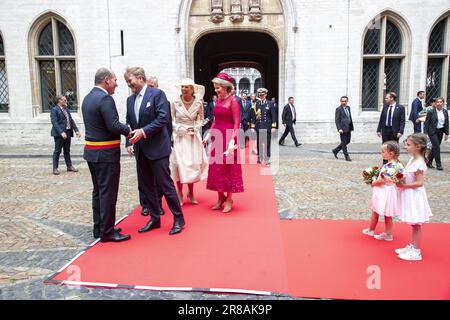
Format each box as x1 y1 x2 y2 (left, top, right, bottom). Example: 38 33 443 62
146 102 151 108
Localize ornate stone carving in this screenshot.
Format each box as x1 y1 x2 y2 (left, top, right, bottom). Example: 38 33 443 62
248 0 262 22
209 0 224 23
230 0 244 23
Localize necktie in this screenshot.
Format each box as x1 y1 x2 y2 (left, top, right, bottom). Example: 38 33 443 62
134 94 141 124
62 107 71 129
344 107 349 118
387 105 393 127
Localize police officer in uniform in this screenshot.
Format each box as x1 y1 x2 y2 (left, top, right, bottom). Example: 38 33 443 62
249 88 277 165
82 68 132 242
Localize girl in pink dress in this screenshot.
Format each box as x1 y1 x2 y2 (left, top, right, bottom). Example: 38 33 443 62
362 141 401 241
395 134 433 261
202 72 244 213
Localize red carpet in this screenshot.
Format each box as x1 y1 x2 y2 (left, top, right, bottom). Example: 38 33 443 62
282 219 450 300
46 148 450 299
46 163 289 295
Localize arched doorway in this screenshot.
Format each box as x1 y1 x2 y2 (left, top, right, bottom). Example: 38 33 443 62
194 31 279 101
238 78 250 94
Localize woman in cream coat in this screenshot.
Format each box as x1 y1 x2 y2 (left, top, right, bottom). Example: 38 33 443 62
170 78 208 206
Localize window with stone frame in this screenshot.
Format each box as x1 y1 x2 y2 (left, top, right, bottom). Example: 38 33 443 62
34 18 77 112
361 17 405 111
426 16 450 108
0 33 9 113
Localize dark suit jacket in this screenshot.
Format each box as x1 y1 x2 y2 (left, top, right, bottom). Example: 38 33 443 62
273 103 279 129
203 101 215 131
377 104 406 135
409 98 423 122
335 105 354 133
282 104 297 125
126 86 171 161
424 108 449 136
82 87 130 163
240 99 251 124
50 105 79 137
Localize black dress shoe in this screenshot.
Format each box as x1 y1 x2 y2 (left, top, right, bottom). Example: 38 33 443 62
94 227 122 239
67 166 78 172
169 217 185 235
141 207 149 216
279 140 285 146
345 157 352 162
100 232 131 243
436 166 443 171
138 219 161 233
427 164 435 169
332 150 338 159
295 143 302 147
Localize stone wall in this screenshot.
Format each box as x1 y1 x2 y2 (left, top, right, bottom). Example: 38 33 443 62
0 0 448 144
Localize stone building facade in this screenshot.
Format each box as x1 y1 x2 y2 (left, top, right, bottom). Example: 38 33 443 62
0 0 449 145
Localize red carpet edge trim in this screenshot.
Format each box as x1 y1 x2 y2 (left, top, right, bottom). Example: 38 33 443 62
43 212 288 297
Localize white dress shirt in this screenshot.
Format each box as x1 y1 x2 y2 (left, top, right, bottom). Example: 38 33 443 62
134 85 147 123
289 104 296 120
437 109 445 129
386 103 396 126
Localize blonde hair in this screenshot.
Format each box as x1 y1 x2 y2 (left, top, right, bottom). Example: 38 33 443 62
382 140 400 159
212 78 233 93
124 67 146 81
407 133 427 158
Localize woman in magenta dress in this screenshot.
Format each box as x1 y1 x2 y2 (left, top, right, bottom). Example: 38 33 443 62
202 72 244 213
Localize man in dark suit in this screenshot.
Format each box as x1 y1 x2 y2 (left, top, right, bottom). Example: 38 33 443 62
377 92 405 164
51 95 81 175
377 92 406 143
332 96 354 161
424 97 449 170
249 88 277 165
239 93 252 148
82 68 132 242
279 97 301 147
202 95 216 139
409 91 425 133
141 76 168 217
124 67 185 236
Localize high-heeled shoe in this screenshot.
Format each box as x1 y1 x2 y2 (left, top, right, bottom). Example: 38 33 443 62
222 198 233 213
212 195 226 210
187 192 199 205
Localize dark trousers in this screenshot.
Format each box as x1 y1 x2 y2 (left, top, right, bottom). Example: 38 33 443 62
137 152 182 221
87 161 120 237
381 127 399 143
428 128 444 167
53 133 72 169
256 128 271 161
279 123 299 145
382 127 399 164
239 123 250 148
333 132 351 156
138 179 164 212
412 121 422 134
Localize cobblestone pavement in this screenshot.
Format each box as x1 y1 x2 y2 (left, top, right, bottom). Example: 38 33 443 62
0 142 449 300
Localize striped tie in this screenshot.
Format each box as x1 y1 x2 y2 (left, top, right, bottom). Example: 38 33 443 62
62 107 71 129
